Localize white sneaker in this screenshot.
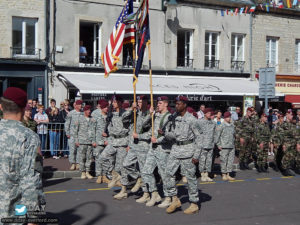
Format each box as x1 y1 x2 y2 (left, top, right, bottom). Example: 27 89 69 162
271 152 274 156
268 152 271 156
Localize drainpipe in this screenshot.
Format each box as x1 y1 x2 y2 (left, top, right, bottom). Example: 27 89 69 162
44 0 49 107
249 13 254 80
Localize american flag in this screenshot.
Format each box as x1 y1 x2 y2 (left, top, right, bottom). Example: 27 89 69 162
102 0 134 77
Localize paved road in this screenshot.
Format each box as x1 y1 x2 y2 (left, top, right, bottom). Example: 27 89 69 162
43 170 300 225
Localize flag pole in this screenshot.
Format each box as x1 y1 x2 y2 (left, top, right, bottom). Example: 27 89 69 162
132 42 137 133
146 40 154 137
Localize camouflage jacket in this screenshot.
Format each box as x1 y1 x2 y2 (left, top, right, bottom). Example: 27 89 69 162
166 112 201 159
196 118 217 149
238 116 255 138
64 110 82 137
22 118 37 132
0 120 44 219
255 121 271 143
0 110 3 120
216 121 235 149
296 125 300 145
91 108 102 119
74 115 96 144
234 119 242 139
282 121 297 146
95 113 107 146
107 109 132 147
271 122 285 145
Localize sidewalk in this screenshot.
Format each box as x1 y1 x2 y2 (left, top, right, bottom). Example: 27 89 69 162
43 156 268 179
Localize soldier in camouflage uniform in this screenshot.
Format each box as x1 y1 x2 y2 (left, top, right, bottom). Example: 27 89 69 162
65 99 83 170
294 123 300 174
94 100 111 184
238 107 255 170
114 96 152 201
91 99 103 119
74 105 96 179
196 108 217 182
0 108 3 120
22 105 37 132
135 96 173 207
0 87 44 222
163 96 201 215
281 112 298 176
216 111 236 181
255 113 271 173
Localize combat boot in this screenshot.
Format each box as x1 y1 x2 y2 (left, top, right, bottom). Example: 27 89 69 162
282 169 295 176
226 173 235 181
244 163 251 170
136 192 150 203
102 176 111 184
108 172 121 188
182 176 188 183
200 173 207 182
146 191 162 207
81 172 86 179
76 164 80 170
158 197 171 208
261 165 267 173
166 196 181 214
183 203 199 215
256 165 262 173
239 162 245 170
222 173 228 181
294 168 300 175
86 172 93 179
113 185 128 200
70 164 76 170
96 176 102 184
131 178 142 193
205 172 213 182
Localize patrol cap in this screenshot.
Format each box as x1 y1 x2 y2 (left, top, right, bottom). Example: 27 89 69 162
157 96 168 102
83 105 91 111
247 107 253 112
3 87 27 108
75 100 83 105
112 94 123 102
223 111 231 118
122 102 130 109
99 100 109 109
175 95 188 103
137 95 148 101
203 108 213 114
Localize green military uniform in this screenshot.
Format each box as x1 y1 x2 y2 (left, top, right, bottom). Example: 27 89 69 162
22 118 37 132
294 124 300 174
255 120 271 171
271 121 285 170
0 110 3 120
234 119 242 155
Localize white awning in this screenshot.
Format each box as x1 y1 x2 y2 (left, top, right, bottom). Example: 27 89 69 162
58 71 284 97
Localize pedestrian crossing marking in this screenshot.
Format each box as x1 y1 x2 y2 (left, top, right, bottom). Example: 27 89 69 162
88 188 110 191
228 180 244 182
256 178 271 181
45 190 67 194
200 182 216 184
281 176 293 179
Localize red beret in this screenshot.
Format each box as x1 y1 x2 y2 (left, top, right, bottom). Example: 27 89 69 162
112 95 123 102
83 105 91 111
168 106 175 114
25 105 32 111
99 100 109 109
261 113 268 117
203 108 213 114
137 95 148 101
175 95 188 102
157 96 168 101
187 107 195 114
247 107 253 112
122 102 130 109
75 100 83 105
223 111 231 118
98 99 105 105
3 87 27 108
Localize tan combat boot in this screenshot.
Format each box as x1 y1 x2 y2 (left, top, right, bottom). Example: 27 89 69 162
70 164 76 170
113 185 128 200
166 196 181 214
76 164 80 170
108 172 121 188
146 191 162 207
205 172 213 182
227 173 235 181
183 203 199 215
222 173 228 181
182 176 188 183
102 176 111 184
81 172 86 179
131 178 142 193
86 172 93 179
136 192 150 203
200 173 207 182
96 176 102 184
158 197 172 208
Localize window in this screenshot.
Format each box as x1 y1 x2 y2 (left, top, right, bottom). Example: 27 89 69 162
79 21 102 66
295 40 300 72
177 30 193 68
205 32 219 69
231 34 245 71
266 37 278 68
12 17 39 57
123 44 134 68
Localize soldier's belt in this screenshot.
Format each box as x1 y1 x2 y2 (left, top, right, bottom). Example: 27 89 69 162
112 134 128 139
176 139 194 146
139 139 151 144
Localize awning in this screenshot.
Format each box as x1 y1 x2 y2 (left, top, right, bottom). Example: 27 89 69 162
58 72 284 100
285 95 300 104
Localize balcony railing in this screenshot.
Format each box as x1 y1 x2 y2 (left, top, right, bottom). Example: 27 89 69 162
79 56 103 67
231 60 245 71
266 61 278 68
295 63 300 72
11 47 41 60
205 59 220 70
123 55 134 68
177 58 194 68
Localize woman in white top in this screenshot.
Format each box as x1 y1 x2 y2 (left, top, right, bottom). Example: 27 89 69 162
34 104 49 154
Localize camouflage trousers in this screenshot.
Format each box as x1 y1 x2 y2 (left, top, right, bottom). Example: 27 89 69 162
78 144 92 172
141 149 169 195
94 145 105 177
99 144 127 174
295 150 300 168
165 154 199 203
68 137 80 164
281 144 295 170
219 148 235 173
198 148 213 173
256 142 269 167
121 146 148 192
239 136 252 164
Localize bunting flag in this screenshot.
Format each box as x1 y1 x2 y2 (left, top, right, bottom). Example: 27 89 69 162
259 4 264 10
221 9 225 16
230 9 234 15
226 9 229 15
265 3 270 12
292 0 299 6
244 6 249 14
239 7 244 15
287 0 292 8
102 0 134 77
278 1 284 8
249 6 256 12
235 8 238 15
